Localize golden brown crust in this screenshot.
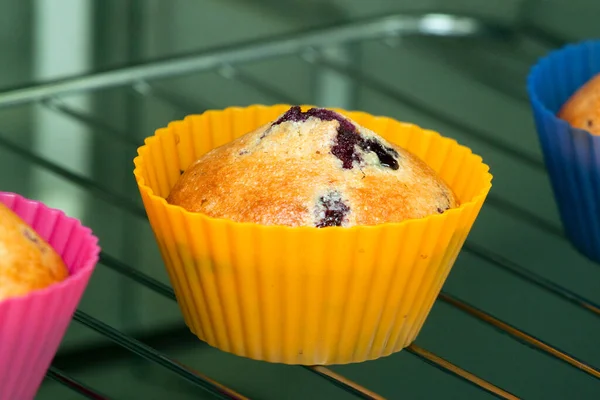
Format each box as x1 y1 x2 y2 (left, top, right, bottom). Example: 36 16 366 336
0 203 69 301
167 110 458 227
558 73 600 135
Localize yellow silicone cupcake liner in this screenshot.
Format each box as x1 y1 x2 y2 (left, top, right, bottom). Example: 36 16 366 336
133 104 492 365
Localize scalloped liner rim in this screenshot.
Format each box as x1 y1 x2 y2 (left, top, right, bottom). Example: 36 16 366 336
526 39 600 143
0 192 100 305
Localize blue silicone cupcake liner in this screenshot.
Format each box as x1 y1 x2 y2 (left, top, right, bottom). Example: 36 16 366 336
527 40 600 263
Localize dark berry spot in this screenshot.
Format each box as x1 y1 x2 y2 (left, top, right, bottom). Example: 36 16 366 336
315 191 350 228
588 120 594 128
273 106 362 169
437 205 450 214
331 128 362 169
359 139 399 170
180 170 185 175
239 149 249 155
201 199 208 206
273 106 305 125
273 106 356 132
273 106 399 170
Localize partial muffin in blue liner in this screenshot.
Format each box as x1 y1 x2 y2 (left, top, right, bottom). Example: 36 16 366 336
527 40 600 263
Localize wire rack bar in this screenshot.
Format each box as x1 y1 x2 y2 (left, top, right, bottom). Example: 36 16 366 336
42 97 140 148
0 134 145 219
464 242 600 318
439 293 600 380
0 13 506 109
100 252 176 300
482 196 563 239
305 366 387 400
131 81 216 115
72 310 246 400
46 367 110 400
405 345 520 400
169 361 251 400
218 66 299 106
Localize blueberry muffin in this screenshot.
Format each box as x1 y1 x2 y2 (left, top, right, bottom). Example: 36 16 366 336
0 202 68 301
558 72 600 135
135 104 492 365
167 106 458 227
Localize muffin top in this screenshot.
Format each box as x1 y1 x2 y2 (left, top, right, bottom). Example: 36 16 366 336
167 106 458 227
0 203 69 301
558 72 600 135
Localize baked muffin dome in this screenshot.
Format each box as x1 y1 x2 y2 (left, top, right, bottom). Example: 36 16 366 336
558 72 600 135
0 202 69 301
167 106 458 227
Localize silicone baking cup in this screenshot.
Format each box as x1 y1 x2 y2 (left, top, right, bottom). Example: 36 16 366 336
527 40 600 263
0 192 99 400
133 104 492 365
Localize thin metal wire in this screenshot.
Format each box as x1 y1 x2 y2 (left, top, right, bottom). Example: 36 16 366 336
0 133 146 219
305 367 387 400
519 26 566 50
71 310 247 400
406 345 520 400
483 196 564 240
130 81 215 114
46 367 111 400
464 242 600 317
0 13 506 109
42 97 140 148
439 292 600 380
170 361 251 400
217 65 299 105
100 252 176 300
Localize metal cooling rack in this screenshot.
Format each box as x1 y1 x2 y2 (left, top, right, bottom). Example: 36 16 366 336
1 10 599 400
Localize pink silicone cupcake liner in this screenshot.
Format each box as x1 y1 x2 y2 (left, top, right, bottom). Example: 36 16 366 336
0 192 100 400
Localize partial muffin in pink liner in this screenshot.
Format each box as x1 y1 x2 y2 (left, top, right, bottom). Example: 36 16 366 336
0 192 99 400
